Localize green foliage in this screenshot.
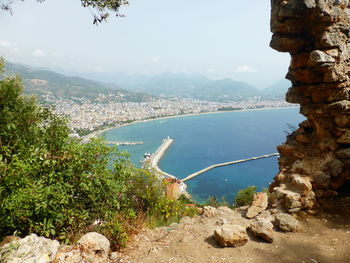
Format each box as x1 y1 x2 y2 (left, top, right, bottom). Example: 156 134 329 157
1 0 128 24
0 60 194 248
3 61 151 103
177 194 193 204
204 196 229 208
234 186 257 207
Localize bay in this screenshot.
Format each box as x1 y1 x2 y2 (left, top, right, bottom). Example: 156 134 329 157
103 108 305 203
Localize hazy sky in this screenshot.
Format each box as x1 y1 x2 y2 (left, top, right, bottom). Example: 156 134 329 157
0 0 290 88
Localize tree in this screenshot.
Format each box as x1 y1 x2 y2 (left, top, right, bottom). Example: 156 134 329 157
0 59 196 247
0 58 139 244
1 0 129 24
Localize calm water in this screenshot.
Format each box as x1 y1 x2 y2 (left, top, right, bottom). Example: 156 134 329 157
103 108 304 203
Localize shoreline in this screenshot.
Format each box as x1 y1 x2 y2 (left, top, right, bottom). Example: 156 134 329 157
83 105 299 139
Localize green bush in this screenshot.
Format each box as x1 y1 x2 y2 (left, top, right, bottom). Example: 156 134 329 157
234 186 257 207
204 196 229 208
0 59 194 248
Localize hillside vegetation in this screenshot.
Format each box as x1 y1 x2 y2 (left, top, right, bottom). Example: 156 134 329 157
0 59 195 249
4 62 152 102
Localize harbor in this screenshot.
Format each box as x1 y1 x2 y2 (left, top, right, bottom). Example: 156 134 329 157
180 153 280 182
143 138 280 199
143 137 189 199
106 141 144 146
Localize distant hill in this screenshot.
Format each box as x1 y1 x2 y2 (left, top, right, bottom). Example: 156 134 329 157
262 79 291 98
4 61 288 101
195 78 258 100
129 73 212 97
3 62 152 102
86 72 259 100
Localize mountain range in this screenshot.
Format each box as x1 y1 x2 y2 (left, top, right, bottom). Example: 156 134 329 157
76 72 290 100
3 62 152 102
3 61 290 101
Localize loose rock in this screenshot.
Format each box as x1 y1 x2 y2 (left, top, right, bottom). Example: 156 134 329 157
246 192 268 219
0 234 59 263
213 225 248 247
78 232 110 263
248 218 274 243
54 232 111 263
274 213 300 232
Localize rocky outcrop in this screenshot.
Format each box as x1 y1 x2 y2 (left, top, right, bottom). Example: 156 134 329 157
0 232 114 263
213 225 248 247
0 234 59 263
246 192 268 218
270 0 350 212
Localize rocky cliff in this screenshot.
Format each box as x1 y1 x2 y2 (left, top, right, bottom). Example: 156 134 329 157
270 0 350 212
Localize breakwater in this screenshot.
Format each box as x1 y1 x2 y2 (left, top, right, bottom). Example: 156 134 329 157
106 141 144 146
180 153 279 182
144 138 189 199
149 137 176 179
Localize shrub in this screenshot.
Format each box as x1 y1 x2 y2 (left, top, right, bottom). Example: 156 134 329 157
204 196 229 208
234 186 257 207
0 59 194 247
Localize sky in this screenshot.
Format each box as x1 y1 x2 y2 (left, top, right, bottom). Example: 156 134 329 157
0 0 290 88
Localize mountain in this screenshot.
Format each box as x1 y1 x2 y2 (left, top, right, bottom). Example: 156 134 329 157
262 79 291 97
81 72 258 100
127 73 213 97
194 78 258 100
4 61 284 101
3 62 152 102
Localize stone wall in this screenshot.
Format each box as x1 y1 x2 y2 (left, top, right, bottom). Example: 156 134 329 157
269 0 350 212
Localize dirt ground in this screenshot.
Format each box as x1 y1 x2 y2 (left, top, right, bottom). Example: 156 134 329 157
118 198 350 263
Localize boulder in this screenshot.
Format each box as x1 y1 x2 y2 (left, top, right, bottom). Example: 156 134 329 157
274 213 300 232
246 192 268 219
248 218 274 243
54 232 111 263
0 234 59 263
213 225 248 247
78 232 110 263
256 209 276 223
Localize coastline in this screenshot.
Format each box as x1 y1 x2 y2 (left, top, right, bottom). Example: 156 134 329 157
83 105 299 140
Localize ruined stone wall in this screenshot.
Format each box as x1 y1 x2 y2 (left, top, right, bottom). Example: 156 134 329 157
270 0 350 212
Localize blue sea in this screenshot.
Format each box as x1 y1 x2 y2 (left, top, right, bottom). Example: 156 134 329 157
103 108 305 204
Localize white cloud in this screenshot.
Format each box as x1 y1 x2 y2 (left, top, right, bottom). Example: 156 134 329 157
235 65 256 73
32 49 46 57
0 40 12 47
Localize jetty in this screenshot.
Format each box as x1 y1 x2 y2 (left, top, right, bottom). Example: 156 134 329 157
180 153 279 182
105 141 144 146
149 137 176 179
143 138 279 199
